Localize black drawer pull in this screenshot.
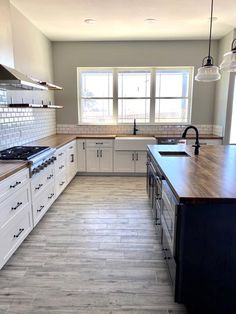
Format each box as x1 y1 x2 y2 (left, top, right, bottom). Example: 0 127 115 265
47 174 53 180
11 202 22 211
13 228 24 238
69 146 73 149
48 193 54 200
59 152 64 156
37 205 45 212
35 183 43 190
59 165 65 170
96 142 103 145
10 181 21 189
59 181 65 186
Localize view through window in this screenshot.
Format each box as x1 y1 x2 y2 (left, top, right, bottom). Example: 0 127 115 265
78 67 193 124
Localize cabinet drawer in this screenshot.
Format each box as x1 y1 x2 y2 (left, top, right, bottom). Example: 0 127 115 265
54 150 66 175
31 164 54 199
67 140 77 152
32 182 55 226
86 139 113 148
0 183 31 229
0 204 32 269
55 171 67 197
0 168 29 203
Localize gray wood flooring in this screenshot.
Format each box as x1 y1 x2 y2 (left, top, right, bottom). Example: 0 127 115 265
0 176 186 314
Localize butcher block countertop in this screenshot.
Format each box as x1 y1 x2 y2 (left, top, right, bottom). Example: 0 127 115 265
25 133 223 149
148 144 236 204
0 161 28 182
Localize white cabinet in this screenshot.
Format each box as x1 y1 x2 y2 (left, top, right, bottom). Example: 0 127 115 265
66 140 77 182
54 140 78 198
114 151 147 173
86 140 113 173
0 168 33 269
135 151 147 173
77 139 86 172
31 163 55 226
114 151 134 173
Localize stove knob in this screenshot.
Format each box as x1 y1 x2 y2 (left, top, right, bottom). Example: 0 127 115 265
43 162 48 168
35 167 40 173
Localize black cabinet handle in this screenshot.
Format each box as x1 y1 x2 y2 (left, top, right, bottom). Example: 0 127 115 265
59 152 64 156
47 174 53 180
59 165 65 170
48 193 54 199
37 205 45 212
71 154 74 163
96 142 103 145
11 202 23 211
13 228 24 238
82 142 85 150
10 181 21 189
59 181 65 186
35 183 43 190
69 146 73 149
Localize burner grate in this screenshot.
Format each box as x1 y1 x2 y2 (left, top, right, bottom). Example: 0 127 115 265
0 146 50 160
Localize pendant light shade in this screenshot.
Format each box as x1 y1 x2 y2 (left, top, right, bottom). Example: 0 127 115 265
220 39 236 72
195 0 221 82
195 56 221 82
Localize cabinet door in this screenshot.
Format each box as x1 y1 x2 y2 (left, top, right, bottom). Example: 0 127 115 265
77 139 86 172
86 148 100 172
99 148 113 172
66 140 77 182
114 151 134 173
135 151 147 173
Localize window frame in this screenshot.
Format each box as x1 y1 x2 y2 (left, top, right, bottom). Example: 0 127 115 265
77 66 194 125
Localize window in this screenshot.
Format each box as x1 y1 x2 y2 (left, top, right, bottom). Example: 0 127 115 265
77 67 193 124
118 70 151 123
79 70 113 124
155 69 191 123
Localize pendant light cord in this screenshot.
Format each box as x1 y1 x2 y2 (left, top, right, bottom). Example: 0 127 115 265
208 0 214 59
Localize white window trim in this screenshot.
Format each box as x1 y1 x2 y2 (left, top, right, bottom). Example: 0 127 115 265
77 66 194 125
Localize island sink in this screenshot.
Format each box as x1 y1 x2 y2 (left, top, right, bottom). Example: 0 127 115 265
159 151 190 157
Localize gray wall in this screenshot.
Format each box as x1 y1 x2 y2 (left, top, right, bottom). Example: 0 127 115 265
213 30 234 136
52 40 218 125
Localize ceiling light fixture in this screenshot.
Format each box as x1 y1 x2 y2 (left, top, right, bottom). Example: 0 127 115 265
220 38 236 72
84 18 96 25
195 0 221 82
144 18 157 24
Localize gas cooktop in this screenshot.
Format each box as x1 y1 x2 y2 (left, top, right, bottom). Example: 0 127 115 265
0 146 50 160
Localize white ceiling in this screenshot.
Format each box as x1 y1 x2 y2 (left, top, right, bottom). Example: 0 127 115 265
10 0 236 41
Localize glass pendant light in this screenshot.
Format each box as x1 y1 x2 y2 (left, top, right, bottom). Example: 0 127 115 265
220 39 236 72
195 0 221 82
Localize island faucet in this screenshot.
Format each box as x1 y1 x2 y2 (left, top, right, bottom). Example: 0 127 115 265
182 125 200 155
133 119 139 135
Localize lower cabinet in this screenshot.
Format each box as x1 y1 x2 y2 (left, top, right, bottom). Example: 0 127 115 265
77 139 86 172
114 151 147 173
86 140 113 173
32 181 55 226
0 168 33 269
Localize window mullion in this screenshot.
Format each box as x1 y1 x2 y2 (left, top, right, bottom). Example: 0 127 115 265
150 68 156 124
113 69 118 124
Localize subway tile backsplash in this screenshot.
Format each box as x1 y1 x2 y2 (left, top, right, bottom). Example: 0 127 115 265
0 106 56 150
57 124 223 137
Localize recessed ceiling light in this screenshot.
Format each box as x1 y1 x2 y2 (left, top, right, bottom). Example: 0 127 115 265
84 18 96 25
144 18 158 24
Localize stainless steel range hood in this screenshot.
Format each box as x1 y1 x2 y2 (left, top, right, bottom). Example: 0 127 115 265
0 64 48 91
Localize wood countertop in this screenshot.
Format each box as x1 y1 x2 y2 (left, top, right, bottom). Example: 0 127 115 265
148 144 236 204
0 161 28 182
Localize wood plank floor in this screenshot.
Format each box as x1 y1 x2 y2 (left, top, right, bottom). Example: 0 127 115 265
0 176 186 314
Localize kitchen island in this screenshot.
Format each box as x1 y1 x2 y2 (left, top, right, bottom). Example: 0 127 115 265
147 144 236 314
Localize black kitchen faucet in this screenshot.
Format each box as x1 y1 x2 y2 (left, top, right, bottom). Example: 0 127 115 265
182 125 200 155
133 119 139 135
